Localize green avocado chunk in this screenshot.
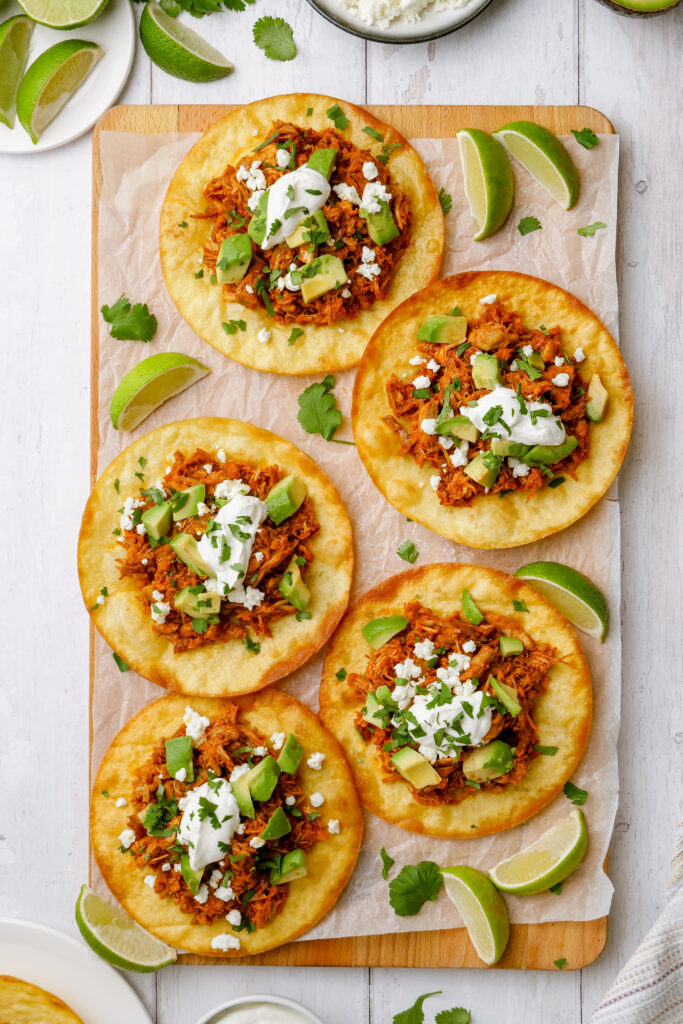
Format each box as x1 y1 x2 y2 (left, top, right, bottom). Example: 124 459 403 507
165 736 194 782
461 588 484 625
361 615 409 649
586 373 608 422
169 534 216 579
180 853 203 895
391 747 441 789
300 254 348 304
142 500 172 541
306 147 338 180
462 740 515 782
362 690 385 727
464 451 502 487
216 234 252 285
172 484 206 522
524 435 578 466
438 415 480 443
260 805 292 841
359 199 399 246
270 848 307 885
231 775 255 819
526 350 544 371
174 587 221 620
266 474 308 525
247 191 269 246
499 635 524 657
286 210 330 248
245 755 281 802
489 675 521 716
489 439 531 457
472 352 504 389
278 559 310 612
277 733 304 774
416 315 468 345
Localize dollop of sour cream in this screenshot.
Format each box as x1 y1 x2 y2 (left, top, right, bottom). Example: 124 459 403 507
178 779 240 871
197 492 268 594
460 386 566 447
212 1005 312 1024
410 681 492 762
262 166 331 251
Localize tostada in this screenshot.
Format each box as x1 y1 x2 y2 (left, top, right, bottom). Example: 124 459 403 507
319 563 592 838
0 976 85 1024
352 270 633 548
78 418 352 696
91 690 363 956
160 93 444 374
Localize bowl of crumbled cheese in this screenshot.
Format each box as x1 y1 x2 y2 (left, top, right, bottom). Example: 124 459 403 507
304 0 495 43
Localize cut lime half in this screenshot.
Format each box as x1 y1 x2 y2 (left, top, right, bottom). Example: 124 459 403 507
16 39 103 144
489 809 588 895
17 0 109 29
75 884 176 973
492 121 580 211
456 128 514 241
441 865 510 965
110 352 210 431
139 0 233 83
0 15 33 128
514 560 609 641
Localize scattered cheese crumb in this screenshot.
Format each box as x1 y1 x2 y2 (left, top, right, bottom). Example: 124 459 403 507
307 752 325 771
430 474 441 491
216 448 227 463
226 909 242 927
479 293 497 305
310 792 325 807
115 797 127 808
412 375 431 389
118 829 136 849
362 161 379 180
573 347 585 362
554 356 565 366
462 639 477 654
257 328 271 344
285 795 297 807
554 372 570 387
183 705 210 745
144 875 156 888
203 463 213 474
409 355 426 366
327 819 341 834
212 933 241 951
271 731 286 749
249 836 266 850
194 884 209 905
175 767 187 783
420 418 438 435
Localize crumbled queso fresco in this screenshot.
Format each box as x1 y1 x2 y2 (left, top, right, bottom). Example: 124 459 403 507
339 0 471 28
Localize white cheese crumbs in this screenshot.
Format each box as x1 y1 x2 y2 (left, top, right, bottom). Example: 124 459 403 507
196 502 209 517
450 443 469 468
249 836 266 850
183 705 210 746
307 752 325 771
115 797 127 808
236 161 266 191
152 589 164 602
175 767 187 783
412 374 431 389
439 436 455 450
212 933 241 952
141 557 149 565
203 464 213 474
310 792 325 808
214 884 235 902
209 869 223 889
360 181 392 214
227 584 265 611
151 601 171 625
216 449 227 463
522 344 534 357
118 829 136 849
165 465 172 474
230 763 250 782
333 182 361 205
509 360 518 371
327 819 341 834
285 795 297 807
162 862 171 872
469 352 478 365
430 474 441 491
361 245 376 264
554 372 570 387
245 285 254 294
479 293 497 305
420 417 438 435
252 128 259 136
341 287 352 298
136 523 147 535
426 359 441 372
214 478 250 501
226 908 243 927
120 496 145 532
508 457 532 478
144 875 156 888
276 147 291 168
554 356 565 366
257 328 271 344
413 639 435 660
394 657 422 680
362 161 379 180
419 482 424 488
573 347 585 362
253 746 268 757
247 190 264 213
271 731 286 749
96 595 105 606
409 355 426 366
462 639 477 654
254 551 265 563
338 327 345 333
174 863 181 873
235 824 245 836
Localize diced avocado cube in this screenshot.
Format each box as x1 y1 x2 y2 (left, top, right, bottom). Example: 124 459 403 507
286 211 329 249
438 415 480 443
180 853 203 895
172 484 206 522
526 351 544 371
462 740 514 783
472 352 503 390
359 200 399 246
362 690 385 728
461 588 484 625
260 805 292 841
266 474 307 525
488 675 521 716
499 635 524 657
231 775 255 819
245 755 281 802
524 435 578 466
586 373 608 422
278 559 310 612
277 734 304 774
300 255 348 304
216 234 252 285
391 747 441 789
416 315 467 345
174 586 221 620
489 439 531 457
306 147 338 180
165 735 194 782
142 500 172 541
270 848 307 885
169 534 216 579
464 451 502 488
361 615 409 649
247 191 269 246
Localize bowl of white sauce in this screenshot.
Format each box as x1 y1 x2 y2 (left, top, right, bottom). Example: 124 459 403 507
195 994 325 1024
304 0 496 44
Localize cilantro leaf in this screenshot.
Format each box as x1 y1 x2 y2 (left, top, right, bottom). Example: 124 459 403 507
326 103 349 131
577 221 607 237
243 634 260 654
252 16 296 61
297 375 353 444
380 847 395 880
335 668 347 681
397 539 419 564
534 744 558 756
513 598 529 612
435 1010 471 1024
563 780 587 805
288 327 304 346
393 991 441 1024
438 187 452 214
101 294 157 342
191 618 209 634
363 125 384 142
222 319 246 334
112 652 130 673
389 860 443 916
571 127 599 150
518 216 541 235
377 142 401 166
549 881 563 895
555 957 568 969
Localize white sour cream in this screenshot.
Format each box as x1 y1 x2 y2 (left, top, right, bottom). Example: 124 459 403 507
212 1006 312 1024
197 493 267 595
460 386 566 447
411 681 492 762
178 779 240 872
262 166 331 251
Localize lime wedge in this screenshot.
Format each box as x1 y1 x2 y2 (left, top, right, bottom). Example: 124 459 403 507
75 884 176 973
514 560 608 641
17 0 108 29
139 1 233 83
110 351 210 431
489 809 588 895
456 128 514 241
441 865 510 965
0 15 33 128
492 121 580 211
16 39 103 144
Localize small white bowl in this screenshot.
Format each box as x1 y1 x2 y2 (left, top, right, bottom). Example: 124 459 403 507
195 994 326 1024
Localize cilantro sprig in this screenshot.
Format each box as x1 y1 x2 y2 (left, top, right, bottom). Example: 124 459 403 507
571 127 599 150
518 216 541 235
393 992 441 1024
389 860 443 916
397 539 419 564
438 187 452 215
297 375 354 445
101 294 157 342
577 221 607 237
563 780 587 805
252 16 296 60
326 103 349 131
380 847 395 880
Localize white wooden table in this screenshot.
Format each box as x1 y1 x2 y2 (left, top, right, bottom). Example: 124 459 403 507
1 0 681 1020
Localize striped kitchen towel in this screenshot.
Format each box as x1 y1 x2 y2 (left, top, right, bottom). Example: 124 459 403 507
592 821 683 1024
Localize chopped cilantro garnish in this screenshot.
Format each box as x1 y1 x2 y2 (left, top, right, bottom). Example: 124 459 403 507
571 127 599 149
438 187 452 214
534 744 558 755
335 668 347 681
447 306 461 317
518 216 541 235
362 125 384 142
554 958 568 969
435 1010 471 1024
288 327 303 346
178 220 187 228
548 477 565 488
113 478 120 493
101 294 157 342
209 273 217 285
563 780 587 805
222 319 247 335
101 790 109 797
549 882 563 895
389 860 443 917
295 610 312 621
297 374 354 445
252 16 296 60
513 598 529 612
397 539 419 564
243 634 260 654
380 847 395 880
577 221 607 237
326 103 349 131
306 106 313 117
191 618 209 634
377 142 401 166
112 652 130 673
194 268 204 278
456 340 470 358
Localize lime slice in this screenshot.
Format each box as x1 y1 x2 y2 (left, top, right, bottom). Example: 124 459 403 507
139 1 233 83
456 128 514 241
514 560 609 641
489 809 588 895
16 39 103 144
441 865 510 965
17 0 108 29
110 351 210 431
75 884 176 973
0 15 33 128
492 121 580 211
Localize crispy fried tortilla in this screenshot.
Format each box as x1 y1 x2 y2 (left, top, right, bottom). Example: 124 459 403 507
0 976 84 1024
91 690 363 957
78 418 352 696
319 563 592 838
160 93 444 374
352 271 633 548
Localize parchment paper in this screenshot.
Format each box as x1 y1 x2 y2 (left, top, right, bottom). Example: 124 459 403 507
92 128 621 937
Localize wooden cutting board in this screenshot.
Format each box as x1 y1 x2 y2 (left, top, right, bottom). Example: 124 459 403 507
91 102 613 970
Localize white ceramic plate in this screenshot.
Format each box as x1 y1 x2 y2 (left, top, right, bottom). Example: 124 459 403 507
0 918 152 1024
305 0 494 44
0 0 135 154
